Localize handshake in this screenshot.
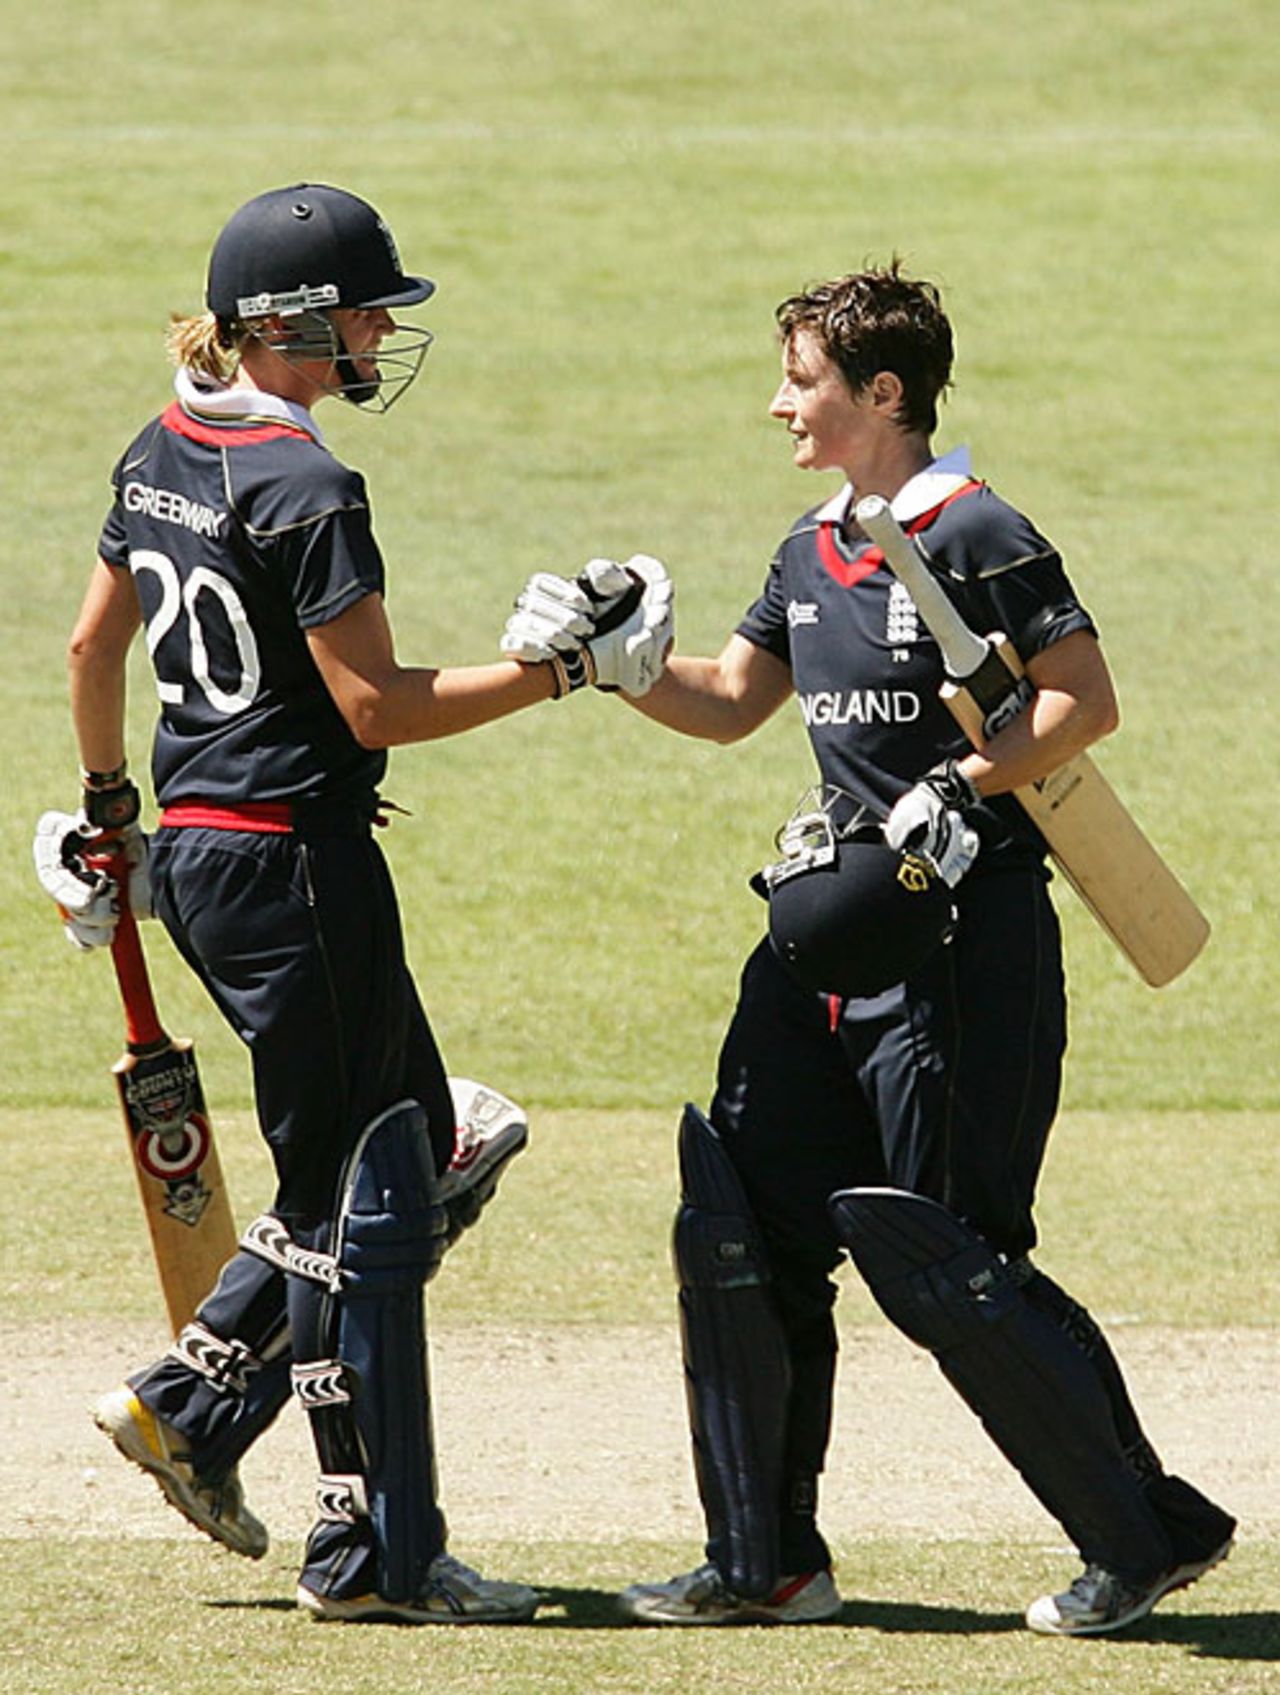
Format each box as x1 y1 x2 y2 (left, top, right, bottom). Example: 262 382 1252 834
501 555 674 700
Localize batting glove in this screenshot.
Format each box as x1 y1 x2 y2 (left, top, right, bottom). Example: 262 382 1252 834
501 555 674 699
500 570 598 661
33 809 152 950
884 761 981 888
581 554 674 698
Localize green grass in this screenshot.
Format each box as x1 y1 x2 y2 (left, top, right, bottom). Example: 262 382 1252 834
3 1104 1277 1330
1 1538 1274 1695
2 0 1278 1118
1 3 1276 1692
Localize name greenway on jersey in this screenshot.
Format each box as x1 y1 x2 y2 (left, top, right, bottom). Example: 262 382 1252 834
124 479 228 540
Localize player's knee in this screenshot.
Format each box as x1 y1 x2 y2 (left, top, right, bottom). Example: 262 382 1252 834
673 1104 773 1292
338 1099 448 1291
828 1185 1023 1352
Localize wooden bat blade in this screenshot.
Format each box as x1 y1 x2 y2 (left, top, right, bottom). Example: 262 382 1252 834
112 1034 238 1333
1020 762 1208 986
940 641 1210 986
855 494 1211 987
942 675 1209 984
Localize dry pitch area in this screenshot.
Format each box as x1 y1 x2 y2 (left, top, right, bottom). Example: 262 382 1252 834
7 1318 1276 1561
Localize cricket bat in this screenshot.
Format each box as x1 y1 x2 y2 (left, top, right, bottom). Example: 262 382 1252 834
855 495 1210 987
96 848 238 1333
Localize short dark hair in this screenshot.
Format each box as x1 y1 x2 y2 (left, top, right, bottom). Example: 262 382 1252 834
775 261 954 435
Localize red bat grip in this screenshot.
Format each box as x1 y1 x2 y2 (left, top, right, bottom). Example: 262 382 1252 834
89 848 167 1051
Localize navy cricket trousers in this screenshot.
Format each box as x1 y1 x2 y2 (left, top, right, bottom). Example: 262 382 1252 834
706 862 1065 1572
148 813 454 1224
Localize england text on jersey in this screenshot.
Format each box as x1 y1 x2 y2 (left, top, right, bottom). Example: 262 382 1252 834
798 689 923 728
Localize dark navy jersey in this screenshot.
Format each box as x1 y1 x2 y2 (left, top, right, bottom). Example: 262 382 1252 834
98 386 387 807
737 458 1096 861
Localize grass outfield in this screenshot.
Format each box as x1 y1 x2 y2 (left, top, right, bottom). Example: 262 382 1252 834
1 3 1276 1692
3 1105 1278 1330
3 1540 1276 1695
3 0 1277 1121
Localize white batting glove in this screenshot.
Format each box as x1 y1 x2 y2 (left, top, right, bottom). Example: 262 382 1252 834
501 556 674 698
884 763 981 888
500 571 598 661
33 811 152 950
582 554 674 698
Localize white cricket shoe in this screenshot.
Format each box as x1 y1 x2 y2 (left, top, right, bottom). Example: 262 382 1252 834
297 1552 542 1624
93 1385 268 1559
618 1561 842 1625
1025 1537 1233 1636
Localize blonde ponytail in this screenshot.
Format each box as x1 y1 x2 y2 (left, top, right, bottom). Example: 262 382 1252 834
165 310 246 384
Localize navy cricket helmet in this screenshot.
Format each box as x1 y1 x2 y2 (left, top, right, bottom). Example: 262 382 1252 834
206 184 435 322
760 787 956 998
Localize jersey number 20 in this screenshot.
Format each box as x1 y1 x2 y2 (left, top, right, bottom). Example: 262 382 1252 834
133 549 262 716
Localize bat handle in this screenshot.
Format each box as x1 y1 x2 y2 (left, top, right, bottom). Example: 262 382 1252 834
87 847 167 1052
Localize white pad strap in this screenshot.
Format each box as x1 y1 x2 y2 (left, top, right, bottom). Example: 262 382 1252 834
315 1472 370 1524
291 1358 353 1411
240 1213 340 1290
167 1320 263 1395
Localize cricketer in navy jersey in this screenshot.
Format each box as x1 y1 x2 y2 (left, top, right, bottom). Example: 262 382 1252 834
737 443 1095 858
98 370 388 808
36 183 673 1628
590 264 1234 1634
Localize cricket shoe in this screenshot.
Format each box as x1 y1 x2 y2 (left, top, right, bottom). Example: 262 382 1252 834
297 1552 542 1624
93 1385 268 1559
618 1562 842 1625
1025 1537 1234 1637
438 1077 529 1243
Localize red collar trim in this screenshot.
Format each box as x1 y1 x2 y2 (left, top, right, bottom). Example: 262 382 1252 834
161 401 314 449
817 478 983 589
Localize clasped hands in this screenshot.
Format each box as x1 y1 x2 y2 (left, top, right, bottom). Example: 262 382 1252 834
501 555 674 699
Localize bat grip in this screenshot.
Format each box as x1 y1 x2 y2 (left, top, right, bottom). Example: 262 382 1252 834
88 848 167 1052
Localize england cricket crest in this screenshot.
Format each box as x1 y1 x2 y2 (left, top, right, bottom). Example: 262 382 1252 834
886 580 920 662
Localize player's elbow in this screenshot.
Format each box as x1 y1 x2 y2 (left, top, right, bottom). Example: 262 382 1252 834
1040 634 1120 750
346 702 397 750
1086 673 1121 744
332 685 399 750
67 624 128 680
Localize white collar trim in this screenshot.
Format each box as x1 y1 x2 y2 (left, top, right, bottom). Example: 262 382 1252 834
814 445 974 527
174 368 325 445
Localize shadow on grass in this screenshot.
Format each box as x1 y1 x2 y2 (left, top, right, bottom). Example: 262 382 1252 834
1119 1611 1280 1662
528 1588 1023 1633
204 1591 1280 1659
836 1601 1280 1661
206 1597 297 1613
203 1588 1015 1632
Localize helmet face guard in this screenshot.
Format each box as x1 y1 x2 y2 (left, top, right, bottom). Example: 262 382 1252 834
759 784 847 889
206 184 436 410
245 309 434 412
